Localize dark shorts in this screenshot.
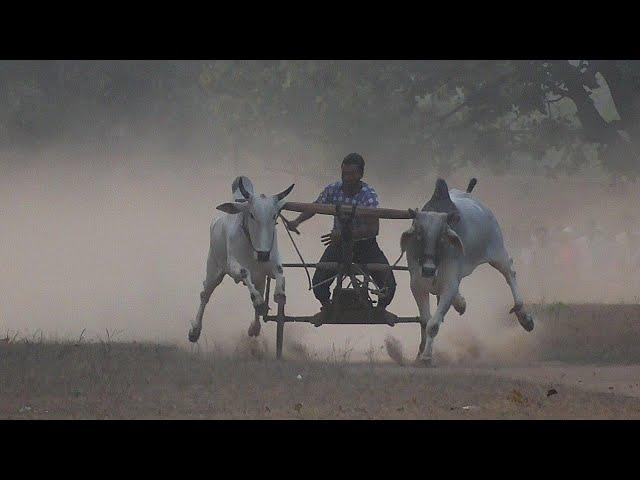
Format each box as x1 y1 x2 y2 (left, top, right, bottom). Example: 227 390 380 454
312 238 397 308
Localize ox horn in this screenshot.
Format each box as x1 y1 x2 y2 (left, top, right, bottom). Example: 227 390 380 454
274 184 295 201
238 177 252 200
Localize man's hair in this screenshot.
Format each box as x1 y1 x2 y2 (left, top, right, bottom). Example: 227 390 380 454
342 152 365 174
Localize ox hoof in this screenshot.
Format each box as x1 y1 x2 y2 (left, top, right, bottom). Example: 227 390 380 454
274 293 286 305
454 297 466 315
415 357 433 368
248 321 261 338
188 327 201 343
517 312 535 332
509 302 523 314
254 302 269 317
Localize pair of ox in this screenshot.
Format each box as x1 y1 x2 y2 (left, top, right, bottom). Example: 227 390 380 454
189 176 535 368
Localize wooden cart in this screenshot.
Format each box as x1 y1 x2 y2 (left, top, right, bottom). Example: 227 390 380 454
262 201 420 359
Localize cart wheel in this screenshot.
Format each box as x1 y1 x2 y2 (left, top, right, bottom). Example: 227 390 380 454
276 302 285 360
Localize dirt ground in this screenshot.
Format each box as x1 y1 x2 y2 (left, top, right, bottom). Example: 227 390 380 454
3 303 640 420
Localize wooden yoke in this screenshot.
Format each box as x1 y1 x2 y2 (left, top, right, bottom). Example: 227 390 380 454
282 201 414 219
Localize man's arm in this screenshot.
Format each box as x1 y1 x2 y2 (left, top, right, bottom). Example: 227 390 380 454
289 210 316 228
283 207 316 233
285 185 329 230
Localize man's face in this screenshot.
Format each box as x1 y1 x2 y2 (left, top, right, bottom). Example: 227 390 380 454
341 163 362 187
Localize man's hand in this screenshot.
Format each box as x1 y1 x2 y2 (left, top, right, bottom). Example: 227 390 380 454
281 216 301 235
321 229 341 247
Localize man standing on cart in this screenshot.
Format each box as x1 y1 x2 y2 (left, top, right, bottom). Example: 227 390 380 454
284 153 397 314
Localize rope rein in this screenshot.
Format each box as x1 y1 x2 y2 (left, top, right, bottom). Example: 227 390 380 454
279 213 313 290
377 249 405 298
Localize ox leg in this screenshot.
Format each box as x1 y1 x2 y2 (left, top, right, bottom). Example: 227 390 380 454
411 279 431 360
189 268 224 343
273 264 286 305
227 260 268 316
489 255 534 332
248 276 266 337
439 292 466 316
420 286 457 366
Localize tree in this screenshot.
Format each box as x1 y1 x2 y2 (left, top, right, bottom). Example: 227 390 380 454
412 60 640 177
3 60 640 179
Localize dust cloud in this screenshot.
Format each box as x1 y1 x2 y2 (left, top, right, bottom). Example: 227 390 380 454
2 144 639 362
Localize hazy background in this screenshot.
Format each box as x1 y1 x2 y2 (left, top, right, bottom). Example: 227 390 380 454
2 60 640 360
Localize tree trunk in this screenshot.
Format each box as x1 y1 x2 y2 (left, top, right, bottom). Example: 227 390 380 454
595 61 639 133
547 61 637 173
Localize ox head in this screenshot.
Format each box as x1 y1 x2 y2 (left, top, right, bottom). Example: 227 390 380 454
216 178 295 262
401 179 464 278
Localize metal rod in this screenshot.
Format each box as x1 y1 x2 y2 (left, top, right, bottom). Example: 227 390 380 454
276 302 285 360
282 262 409 272
265 315 420 325
264 276 271 315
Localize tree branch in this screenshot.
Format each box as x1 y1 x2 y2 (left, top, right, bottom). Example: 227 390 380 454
421 71 515 137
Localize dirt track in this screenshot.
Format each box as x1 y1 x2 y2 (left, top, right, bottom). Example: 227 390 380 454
2 304 640 419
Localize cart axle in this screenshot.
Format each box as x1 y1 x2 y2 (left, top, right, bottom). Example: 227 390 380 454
265 311 420 327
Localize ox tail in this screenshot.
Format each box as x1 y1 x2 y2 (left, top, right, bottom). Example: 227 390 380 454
466 178 477 193
232 176 254 202
384 335 407 366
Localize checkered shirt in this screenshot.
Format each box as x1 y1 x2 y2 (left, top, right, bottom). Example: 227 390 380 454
314 181 380 233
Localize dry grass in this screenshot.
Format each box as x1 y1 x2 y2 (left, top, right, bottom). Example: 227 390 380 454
529 303 640 364
3 303 640 419
1 342 639 419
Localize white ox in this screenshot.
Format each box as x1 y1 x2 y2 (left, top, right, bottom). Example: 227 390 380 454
401 178 534 365
188 176 294 343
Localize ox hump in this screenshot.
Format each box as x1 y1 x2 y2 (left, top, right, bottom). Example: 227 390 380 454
422 178 460 215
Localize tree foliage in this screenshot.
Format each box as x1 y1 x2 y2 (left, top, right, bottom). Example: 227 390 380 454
2 60 639 178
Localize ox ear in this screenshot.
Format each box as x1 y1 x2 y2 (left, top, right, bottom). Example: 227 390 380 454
400 226 415 254
446 227 465 256
216 202 248 214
